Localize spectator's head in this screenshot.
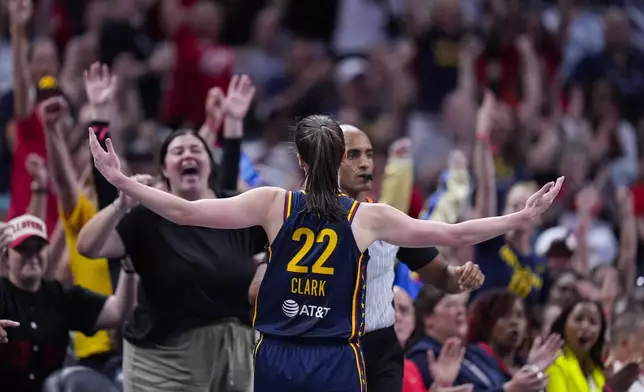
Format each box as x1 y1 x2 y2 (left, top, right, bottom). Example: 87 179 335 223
335 57 370 110
609 311 644 363
468 289 527 353
503 181 540 235
535 227 576 271
287 39 319 76
84 0 110 33
551 301 606 368
586 79 621 123
252 6 281 49
189 1 222 41
394 286 415 347
430 0 463 36
339 124 373 198
159 130 215 200
604 7 631 52
547 270 582 309
409 285 468 347
27 38 60 83
558 142 590 188
1 215 48 290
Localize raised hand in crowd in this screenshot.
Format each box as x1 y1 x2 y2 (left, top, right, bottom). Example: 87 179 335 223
428 338 467 389
7 0 32 26
223 74 256 139
38 96 69 130
504 365 549 392
203 86 226 137
113 174 155 213
448 261 485 292
25 153 48 190
388 137 412 160
527 334 563 372
84 62 118 121
225 74 256 121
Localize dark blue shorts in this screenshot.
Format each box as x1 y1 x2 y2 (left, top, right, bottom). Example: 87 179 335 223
254 334 366 392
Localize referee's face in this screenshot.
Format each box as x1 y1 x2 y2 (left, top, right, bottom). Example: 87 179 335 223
340 128 373 198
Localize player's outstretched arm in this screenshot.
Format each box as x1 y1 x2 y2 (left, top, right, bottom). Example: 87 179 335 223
89 129 281 229
362 177 564 248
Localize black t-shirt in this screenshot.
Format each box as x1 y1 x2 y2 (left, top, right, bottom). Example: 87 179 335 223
116 206 267 347
414 28 462 114
0 278 106 392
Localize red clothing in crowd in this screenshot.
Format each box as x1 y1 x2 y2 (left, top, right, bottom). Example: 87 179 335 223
163 25 233 127
631 183 644 216
7 113 58 235
403 359 427 392
475 43 559 109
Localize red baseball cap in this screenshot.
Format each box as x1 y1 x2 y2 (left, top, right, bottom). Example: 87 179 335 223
6 215 48 248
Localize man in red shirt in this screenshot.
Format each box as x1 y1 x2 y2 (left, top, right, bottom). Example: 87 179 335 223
161 0 233 129
6 0 61 235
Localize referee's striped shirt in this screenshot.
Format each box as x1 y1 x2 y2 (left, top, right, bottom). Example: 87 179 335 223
365 241 438 333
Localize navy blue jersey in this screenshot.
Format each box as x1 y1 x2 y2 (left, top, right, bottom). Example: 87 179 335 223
253 191 368 341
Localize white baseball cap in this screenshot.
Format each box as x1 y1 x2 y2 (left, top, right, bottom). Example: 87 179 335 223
6 214 48 248
335 57 369 85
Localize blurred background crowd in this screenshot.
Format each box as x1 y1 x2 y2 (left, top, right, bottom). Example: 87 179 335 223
3 0 644 391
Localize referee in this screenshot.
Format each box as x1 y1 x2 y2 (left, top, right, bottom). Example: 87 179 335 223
338 125 482 392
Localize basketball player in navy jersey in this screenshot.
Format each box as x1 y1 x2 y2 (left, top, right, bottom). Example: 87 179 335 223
89 114 564 392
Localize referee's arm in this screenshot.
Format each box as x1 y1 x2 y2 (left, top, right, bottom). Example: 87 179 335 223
396 247 461 293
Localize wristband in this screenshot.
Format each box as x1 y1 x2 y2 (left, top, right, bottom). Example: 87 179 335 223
257 261 268 267
122 267 136 274
89 121 110 141
206 118 221 132
30 181 47 194
476 133 490 142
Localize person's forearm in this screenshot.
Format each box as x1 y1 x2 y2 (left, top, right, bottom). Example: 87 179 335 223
44 222 66 280
379 158 413 213
618 211 637 294
77 202 127 258
95 268 138 329
446 211 531 246
10 23 29 118
472 137 496 219
219 117 243 195
113 174 192 224
220 140 241 195
27 183 47 220
46 123 81 215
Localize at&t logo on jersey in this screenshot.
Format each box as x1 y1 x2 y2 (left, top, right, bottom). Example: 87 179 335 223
282 299 330 319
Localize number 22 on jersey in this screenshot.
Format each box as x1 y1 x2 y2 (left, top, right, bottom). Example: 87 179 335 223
286 228 337 275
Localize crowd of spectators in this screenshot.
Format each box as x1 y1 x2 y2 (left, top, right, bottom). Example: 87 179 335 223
2 0 644 391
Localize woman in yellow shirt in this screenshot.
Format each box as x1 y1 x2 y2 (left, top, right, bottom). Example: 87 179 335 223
547 300 607 392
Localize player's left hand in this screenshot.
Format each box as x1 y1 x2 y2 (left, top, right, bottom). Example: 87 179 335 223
89 129 123 184
449 261 484 292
